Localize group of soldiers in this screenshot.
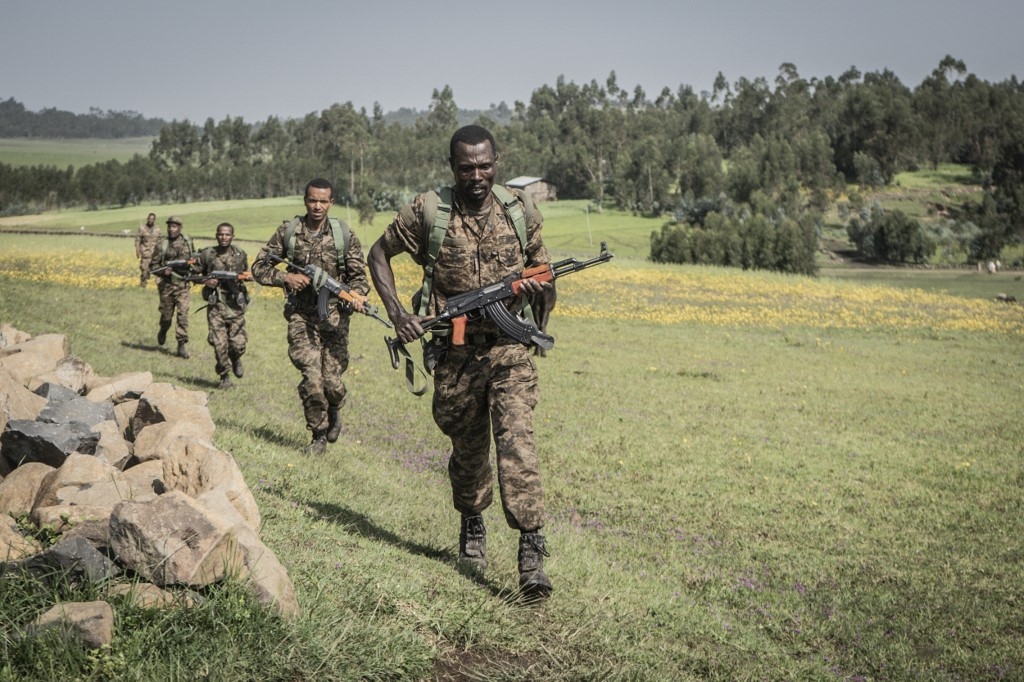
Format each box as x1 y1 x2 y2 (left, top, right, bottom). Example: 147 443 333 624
136 214 249 389
134 125 555 601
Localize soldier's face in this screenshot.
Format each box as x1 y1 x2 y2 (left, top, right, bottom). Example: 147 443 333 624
147 214 156 226
304 187 333 223
216 228 233 247
451 140 496 207
167 223 181 238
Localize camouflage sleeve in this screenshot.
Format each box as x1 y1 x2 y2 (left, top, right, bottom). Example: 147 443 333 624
342 228 370 296
148 240 165 271
238 248 249 273
379 194 429 266
250 223 289 288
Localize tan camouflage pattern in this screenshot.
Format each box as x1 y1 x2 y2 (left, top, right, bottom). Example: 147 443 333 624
199 245 249 378
287 307 351 433
149 234 194 343
432 340 544 531
252 215 369 433
379 187 550 532
135 221 163 285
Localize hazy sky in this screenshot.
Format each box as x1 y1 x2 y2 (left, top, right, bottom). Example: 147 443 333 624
1 0 1021 123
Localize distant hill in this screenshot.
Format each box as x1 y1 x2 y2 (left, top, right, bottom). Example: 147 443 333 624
0 97 167 138
0 96 515 139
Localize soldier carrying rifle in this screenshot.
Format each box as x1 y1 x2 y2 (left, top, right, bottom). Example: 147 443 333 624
148 216 195 358
188 222 250 390
368 125 558 601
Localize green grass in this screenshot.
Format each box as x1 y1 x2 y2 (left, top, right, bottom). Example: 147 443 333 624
0 137 155 168
1 223 1023 679
0 199 656 261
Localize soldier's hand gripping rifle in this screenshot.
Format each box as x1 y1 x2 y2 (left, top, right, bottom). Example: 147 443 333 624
386 242 613 377
266 254 392 328
150 258 198 278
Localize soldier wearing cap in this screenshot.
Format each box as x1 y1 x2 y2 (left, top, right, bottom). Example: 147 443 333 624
149 216 195 358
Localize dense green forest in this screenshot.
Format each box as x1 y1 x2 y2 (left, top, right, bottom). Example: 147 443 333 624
2 57 1022 273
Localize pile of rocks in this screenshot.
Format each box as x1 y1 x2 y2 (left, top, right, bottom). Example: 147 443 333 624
0 324 298 650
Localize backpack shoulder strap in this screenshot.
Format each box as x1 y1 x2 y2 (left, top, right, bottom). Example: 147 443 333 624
283 216 302 260
328 217 351 268
183 234 194 256
416 188 453 316
492 185 530 255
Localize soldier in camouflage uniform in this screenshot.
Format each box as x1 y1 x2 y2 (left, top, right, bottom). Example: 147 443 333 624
135 213 162 287
367 125 554 600
196 222 249 390
148 216 194 358
251 178 370 455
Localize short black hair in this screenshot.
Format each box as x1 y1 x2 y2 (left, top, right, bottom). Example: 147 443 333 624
216 222 234 234
304 178 334 199
449 125 496 160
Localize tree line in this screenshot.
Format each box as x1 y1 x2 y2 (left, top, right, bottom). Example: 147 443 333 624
2 57 1022 274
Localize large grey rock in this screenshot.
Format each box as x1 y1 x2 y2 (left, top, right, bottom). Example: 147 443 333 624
0 461 55 517
109 491 245 588
29 601 114 650
37 395 114 429
1 420 99 468
15 535 119 585
33 382 80 404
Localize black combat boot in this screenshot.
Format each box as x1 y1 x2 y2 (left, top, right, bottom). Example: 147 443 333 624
325 408 342 443
458 514 487 572
304 431 327 456
157 321 170 346
218 375 232 390
231 355 244 378
176 341 189 359
518 531 552 601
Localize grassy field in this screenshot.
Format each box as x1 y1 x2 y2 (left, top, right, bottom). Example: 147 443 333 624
1 213 1023 679
0 137 154 168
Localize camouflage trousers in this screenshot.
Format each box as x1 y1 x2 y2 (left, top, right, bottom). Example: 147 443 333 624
157 280 190 343
286 306 351 433
432 340 545 532
138 248 156 286
207 303 247 377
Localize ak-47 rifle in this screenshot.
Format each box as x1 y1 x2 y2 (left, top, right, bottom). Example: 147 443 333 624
386 242 613 392
266 254 391 328
182 270 253 284
151 258 198 277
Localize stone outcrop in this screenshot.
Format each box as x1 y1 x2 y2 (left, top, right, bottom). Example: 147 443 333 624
0 325 299 652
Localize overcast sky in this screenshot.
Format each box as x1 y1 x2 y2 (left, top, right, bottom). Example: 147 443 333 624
1 0 1021 123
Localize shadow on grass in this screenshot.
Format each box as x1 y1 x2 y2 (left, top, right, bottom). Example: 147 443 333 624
301 498 523 602
215 416 306 450
120 339 176 355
